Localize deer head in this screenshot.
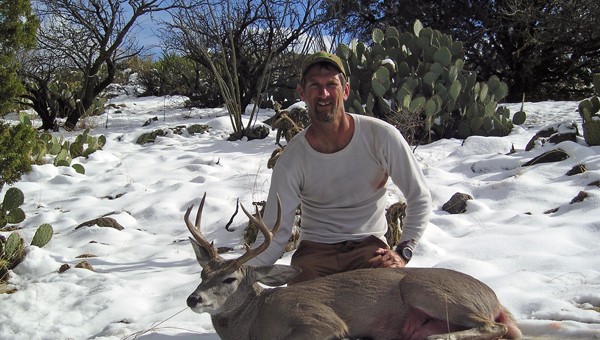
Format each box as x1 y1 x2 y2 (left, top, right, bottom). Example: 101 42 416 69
185 193 300 315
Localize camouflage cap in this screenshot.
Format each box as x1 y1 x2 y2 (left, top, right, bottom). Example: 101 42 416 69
300 51 347 81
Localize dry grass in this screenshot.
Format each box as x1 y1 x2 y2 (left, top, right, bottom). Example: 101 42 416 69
384 109 426 146
0 282 17 294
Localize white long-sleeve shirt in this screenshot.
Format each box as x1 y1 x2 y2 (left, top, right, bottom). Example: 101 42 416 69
248 113 431 266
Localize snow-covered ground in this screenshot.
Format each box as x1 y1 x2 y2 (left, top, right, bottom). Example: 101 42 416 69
1 95 599 339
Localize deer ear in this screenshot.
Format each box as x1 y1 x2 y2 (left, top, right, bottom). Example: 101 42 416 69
250 265 302 286
189 237 216 266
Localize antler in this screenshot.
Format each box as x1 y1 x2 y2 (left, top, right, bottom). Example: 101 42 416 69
185 192 220 260
234 194 282 267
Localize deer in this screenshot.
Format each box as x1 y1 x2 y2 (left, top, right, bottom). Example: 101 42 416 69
184 193 522 340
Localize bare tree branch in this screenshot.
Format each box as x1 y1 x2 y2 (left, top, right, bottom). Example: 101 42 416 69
166 0 326 140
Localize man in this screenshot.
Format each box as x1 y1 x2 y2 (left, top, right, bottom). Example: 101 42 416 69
248 51 431 284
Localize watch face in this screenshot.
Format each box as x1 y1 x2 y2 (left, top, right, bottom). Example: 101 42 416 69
401 247 413 260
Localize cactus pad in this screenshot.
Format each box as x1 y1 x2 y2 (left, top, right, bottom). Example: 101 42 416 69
2 188 24 211
31 224 53 248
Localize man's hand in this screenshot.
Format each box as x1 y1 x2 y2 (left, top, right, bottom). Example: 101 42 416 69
368 248 406 268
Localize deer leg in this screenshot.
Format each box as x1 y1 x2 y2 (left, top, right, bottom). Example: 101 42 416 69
278 304 350 340
284 326 349 340
424 322 508 340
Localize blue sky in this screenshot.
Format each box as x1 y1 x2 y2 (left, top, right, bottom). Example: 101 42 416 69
135 10 172 58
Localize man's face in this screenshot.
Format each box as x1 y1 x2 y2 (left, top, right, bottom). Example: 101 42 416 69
297 65 349 123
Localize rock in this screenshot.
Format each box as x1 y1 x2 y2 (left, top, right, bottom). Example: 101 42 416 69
75 261 94 271
58 264 71 274
76 217 124 230
588 180 600 187
523 148 569 166
525 120 579 151
570 191 588 204
566 164 586 176
442 192 473 214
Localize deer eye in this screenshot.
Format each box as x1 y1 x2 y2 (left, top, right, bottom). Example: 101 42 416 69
223 277 237 284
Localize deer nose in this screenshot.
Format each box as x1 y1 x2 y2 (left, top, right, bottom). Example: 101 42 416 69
187 294 202 308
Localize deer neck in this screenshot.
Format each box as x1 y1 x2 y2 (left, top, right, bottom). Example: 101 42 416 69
211 283 266 339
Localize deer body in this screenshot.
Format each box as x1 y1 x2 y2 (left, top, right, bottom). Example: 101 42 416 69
184 194 522 340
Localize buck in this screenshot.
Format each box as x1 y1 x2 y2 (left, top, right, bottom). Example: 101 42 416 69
184 193 522 340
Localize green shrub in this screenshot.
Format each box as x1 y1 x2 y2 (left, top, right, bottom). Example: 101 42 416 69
0 121 36 191
138 54 199 96
138 54 222 108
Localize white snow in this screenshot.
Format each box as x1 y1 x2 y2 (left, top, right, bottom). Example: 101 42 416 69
1 96 599 339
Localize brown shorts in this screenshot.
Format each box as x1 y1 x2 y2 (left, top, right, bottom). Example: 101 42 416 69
288 235 389 284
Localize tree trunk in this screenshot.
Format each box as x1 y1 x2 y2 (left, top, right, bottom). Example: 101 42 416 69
22 85 57 131
64 63 115 130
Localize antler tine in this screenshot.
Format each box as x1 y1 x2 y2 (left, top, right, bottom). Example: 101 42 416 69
235 194 282 266
184 192 219 260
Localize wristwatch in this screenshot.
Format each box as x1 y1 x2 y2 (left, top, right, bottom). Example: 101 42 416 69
396 246 413 263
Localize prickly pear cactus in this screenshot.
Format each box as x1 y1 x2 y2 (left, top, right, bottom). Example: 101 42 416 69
1 233 25 272
0 188 26 228
30 224 53 248
579 74 600 146
71 164 85 174
39 129 104 169
1 223 54 282
336 20 526 142
70 128 105 158
53 148 71 167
